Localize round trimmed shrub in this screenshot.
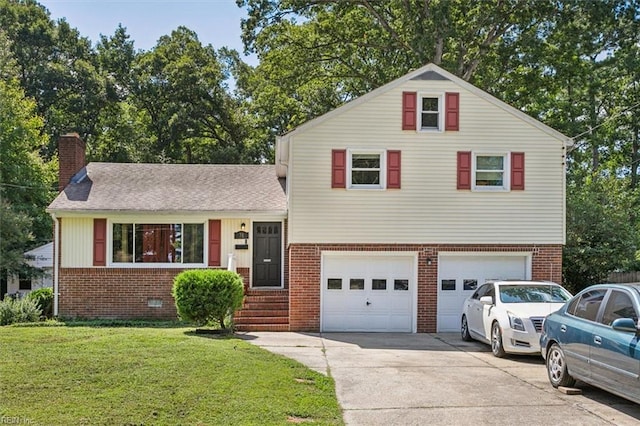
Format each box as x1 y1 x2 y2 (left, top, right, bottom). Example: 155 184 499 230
172 269 244 329
27 287 54 318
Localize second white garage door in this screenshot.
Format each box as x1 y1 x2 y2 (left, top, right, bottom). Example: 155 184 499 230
437 254 530 332
321 253 416 332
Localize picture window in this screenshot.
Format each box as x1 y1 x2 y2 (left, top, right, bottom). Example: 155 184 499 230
112 223 204 264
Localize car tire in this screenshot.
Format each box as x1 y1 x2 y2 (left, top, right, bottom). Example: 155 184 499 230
461 315 472 341
491 321 506 358
546 343 575 388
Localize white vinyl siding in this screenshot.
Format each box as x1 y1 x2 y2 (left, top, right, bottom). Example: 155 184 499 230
288 80 565 245
58 215 255 268
60 217 93 267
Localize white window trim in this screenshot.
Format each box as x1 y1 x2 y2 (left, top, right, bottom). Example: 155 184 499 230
417 93 444 132
108 220 208 268
347 149 386 190
472 152 510 192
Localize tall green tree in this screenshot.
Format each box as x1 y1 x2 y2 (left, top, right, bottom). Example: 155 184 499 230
0 0 106 157
0 31 55 275
236 0 558 134
563 177 637 292
131 27 251 163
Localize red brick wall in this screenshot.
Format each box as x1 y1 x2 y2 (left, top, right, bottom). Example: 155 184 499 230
58 133 86 191
59 266 251 319
59 268 183 319
288 243 563 333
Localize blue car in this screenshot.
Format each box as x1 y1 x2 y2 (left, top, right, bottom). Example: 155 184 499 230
540 283 640 404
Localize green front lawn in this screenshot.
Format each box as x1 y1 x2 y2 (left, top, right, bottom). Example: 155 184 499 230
0 324 343 425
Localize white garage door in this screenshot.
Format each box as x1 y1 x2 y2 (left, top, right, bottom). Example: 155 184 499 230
437 254 529 332
322 253 416 332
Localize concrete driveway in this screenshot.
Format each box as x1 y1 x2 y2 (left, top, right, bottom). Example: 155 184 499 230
240 332 640 425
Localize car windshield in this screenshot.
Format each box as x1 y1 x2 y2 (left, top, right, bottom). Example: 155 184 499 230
498 285 572 303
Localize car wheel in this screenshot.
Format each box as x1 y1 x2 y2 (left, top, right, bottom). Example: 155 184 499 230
461 315 472 341
491 321 506 358
546 343 575 388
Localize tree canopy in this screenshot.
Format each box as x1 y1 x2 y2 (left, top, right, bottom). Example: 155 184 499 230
0 0 639 291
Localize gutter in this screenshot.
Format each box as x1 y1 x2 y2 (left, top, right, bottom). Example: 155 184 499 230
50 213 59 317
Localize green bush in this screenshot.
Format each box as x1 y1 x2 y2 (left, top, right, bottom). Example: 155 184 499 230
27 287 54 318
0 297 42 325
172 269 244 329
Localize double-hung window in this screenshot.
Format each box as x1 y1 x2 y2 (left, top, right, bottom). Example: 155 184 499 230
112 223 204 265
348 150 385 189
473 154 508 190
420 94 444 131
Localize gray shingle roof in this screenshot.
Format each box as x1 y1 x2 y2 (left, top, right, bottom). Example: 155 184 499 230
48 163 287 214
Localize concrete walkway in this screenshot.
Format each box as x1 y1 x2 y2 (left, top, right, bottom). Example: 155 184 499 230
239 332 640 426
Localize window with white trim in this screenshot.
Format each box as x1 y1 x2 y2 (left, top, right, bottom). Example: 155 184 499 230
419 94 444 131
348 150 385 189
112 223 204 264
473 153 509 190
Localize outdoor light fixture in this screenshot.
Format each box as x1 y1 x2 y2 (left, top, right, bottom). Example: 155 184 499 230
426 258 433 266
241 222 246 231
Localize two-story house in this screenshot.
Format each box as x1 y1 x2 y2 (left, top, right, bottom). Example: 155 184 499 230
48 64 568 332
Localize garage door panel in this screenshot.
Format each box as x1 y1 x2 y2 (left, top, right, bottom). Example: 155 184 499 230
437 255 527 332
322 254 415 332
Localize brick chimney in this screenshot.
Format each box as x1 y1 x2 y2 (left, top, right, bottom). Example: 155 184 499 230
58 133 86 192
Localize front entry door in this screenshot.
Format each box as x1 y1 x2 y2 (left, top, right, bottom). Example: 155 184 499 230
253 222 282 287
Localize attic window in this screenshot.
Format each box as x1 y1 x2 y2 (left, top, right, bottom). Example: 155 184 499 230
420 95 443 131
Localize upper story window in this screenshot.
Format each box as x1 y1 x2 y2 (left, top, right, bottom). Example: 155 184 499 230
112 223 204 265
474 154 507 190
420 94 444 131
348 150 385 189
403 91 459 131
458 151 524 191
332 149 400 190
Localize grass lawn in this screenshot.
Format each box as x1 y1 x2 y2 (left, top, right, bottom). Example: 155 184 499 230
0 323 343 425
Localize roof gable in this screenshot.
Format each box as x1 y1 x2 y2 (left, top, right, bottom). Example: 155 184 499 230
279 63 569 143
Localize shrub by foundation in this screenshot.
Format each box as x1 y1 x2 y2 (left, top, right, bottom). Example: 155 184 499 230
27 287 54 318
172 270 244 330
0 297 42 325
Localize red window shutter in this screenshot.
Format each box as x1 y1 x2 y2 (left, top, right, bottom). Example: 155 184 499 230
208 220 221 266
331 149 347 188
457 151 472 190
511 152 525 190
445 92 460 131
93 218 107 266
387 150 401 189
402 91 417 130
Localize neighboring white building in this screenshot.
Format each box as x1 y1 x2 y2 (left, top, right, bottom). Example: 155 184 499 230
5 242 54 297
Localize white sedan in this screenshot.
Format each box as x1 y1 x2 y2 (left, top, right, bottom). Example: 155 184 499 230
461 280 572 357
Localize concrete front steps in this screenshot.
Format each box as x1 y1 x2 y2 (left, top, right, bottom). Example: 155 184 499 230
234 289 289 331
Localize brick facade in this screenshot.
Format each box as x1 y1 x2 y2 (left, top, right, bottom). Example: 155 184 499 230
288 243 563 333
58 133 86 192
58 267 251 319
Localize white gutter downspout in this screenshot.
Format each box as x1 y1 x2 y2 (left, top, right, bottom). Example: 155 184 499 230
50 213 60 317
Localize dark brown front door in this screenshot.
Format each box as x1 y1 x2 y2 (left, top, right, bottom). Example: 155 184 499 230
253 222 282 287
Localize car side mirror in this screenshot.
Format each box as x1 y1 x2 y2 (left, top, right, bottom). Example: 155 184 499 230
479 296 494 305
611 318 639 333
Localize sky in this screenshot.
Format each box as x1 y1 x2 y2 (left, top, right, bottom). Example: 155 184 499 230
38 0 257 65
